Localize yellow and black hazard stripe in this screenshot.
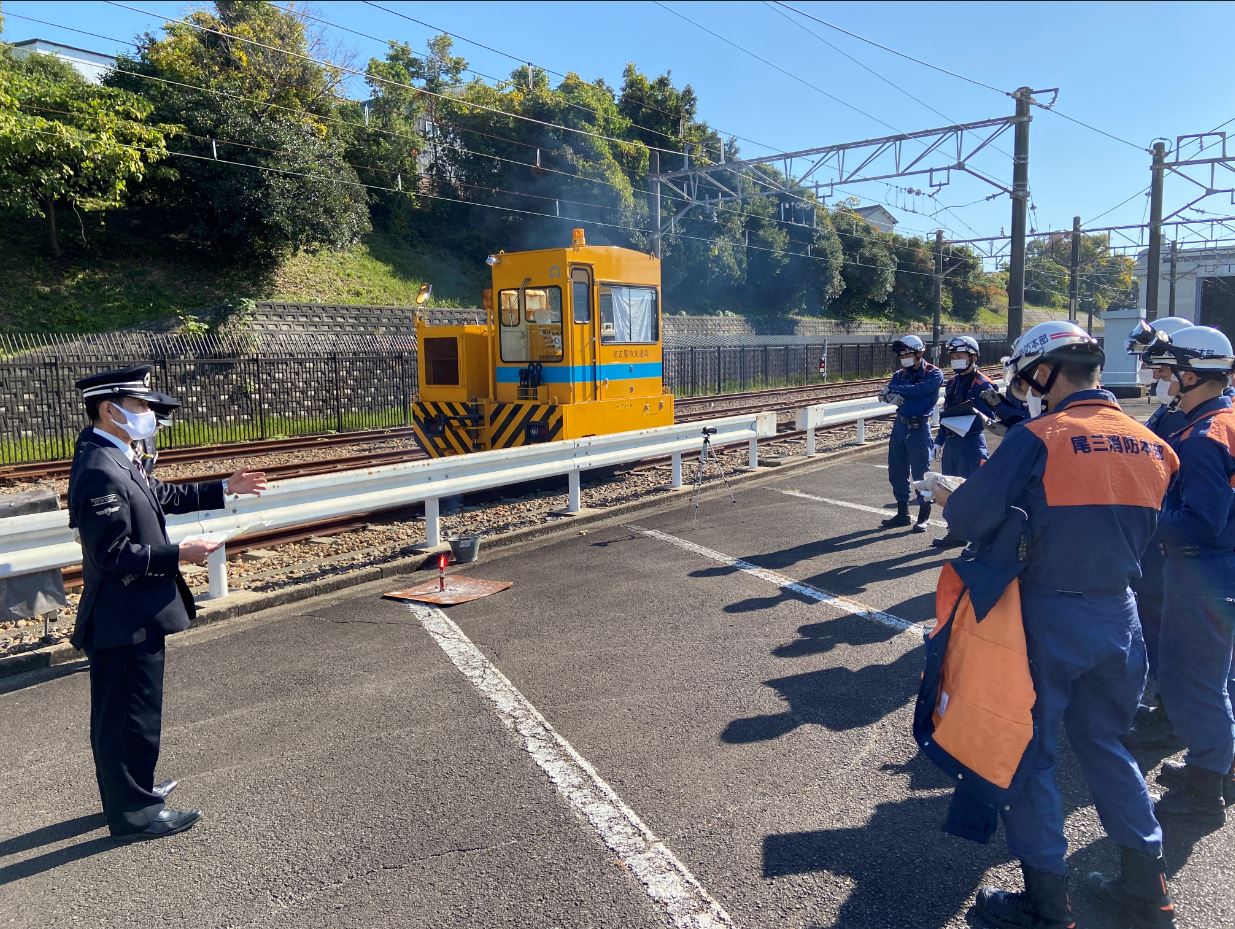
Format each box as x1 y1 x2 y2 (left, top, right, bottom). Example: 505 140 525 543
489 402 564 450
412 401 480 458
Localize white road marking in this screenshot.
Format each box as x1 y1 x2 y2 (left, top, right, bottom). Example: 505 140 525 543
406 602 733 929
628 525 918 634
775 488 948 529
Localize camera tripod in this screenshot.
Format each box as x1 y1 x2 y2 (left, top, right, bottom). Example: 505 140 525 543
690 427 740 528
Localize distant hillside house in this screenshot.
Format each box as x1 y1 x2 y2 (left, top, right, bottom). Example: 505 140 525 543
10 38 116 83
852 205 899 233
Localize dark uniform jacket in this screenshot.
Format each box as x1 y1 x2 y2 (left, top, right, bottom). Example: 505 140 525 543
885 361 943 418
67 428 225 651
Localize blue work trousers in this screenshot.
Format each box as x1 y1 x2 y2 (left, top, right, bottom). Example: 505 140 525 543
888 416 933 505
940 431 989 480
1002 588 1161 875
1159 553 1235 775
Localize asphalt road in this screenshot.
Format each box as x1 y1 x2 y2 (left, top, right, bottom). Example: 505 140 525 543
1 429 1231 929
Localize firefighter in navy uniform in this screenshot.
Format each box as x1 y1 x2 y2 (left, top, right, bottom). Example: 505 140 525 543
879 335 943 532
1150 326 1235 828
68 367 266 842
931 336 996 549
938 321 1179 929
1123 320 1192 750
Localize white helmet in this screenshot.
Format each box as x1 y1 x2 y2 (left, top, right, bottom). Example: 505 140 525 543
1163 326 1235 374
945 335 980 356
1125 316 1193 356
891 335 925 354
1008 320 1104 376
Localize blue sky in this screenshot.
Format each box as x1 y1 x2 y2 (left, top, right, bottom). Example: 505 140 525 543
5 0 1234 250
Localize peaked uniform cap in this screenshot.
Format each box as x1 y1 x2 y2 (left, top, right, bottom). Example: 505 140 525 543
74 365 160 402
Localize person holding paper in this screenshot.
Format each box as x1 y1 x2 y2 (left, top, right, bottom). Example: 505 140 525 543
931 336 996 549
939 322 1180 929
67 366 267 842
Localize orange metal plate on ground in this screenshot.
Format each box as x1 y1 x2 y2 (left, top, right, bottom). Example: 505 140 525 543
383 576 512 606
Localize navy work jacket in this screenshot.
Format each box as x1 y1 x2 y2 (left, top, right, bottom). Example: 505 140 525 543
67 428 225 651
886 361 943 418
1159 395 1235 551
944 390 1178 595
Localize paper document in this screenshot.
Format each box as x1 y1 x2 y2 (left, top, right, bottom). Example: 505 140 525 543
181 520 270 547
940 414 979 437
914 472 965 496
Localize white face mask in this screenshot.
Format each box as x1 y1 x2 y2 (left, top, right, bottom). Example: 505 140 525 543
950 359 971 371
1026 391 1044 418
109 403 158 442
899 356 916 368
1152 377 1177 403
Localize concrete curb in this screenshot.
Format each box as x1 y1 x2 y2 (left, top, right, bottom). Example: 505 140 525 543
0 438 882 684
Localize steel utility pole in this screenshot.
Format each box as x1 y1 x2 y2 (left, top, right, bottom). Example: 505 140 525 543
1145 141 1167 320
933 230 944 362
1069 216 1081 326
650 150 662 259
1168 239 1179 315
1007 87 1033 344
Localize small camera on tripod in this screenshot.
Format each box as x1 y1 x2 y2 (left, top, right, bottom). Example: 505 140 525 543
701 427 718 436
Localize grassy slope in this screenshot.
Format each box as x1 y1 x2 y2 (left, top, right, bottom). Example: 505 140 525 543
0 218 487 333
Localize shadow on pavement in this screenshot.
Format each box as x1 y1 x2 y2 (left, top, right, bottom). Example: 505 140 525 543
765 757 1004 929
0 814 115 886
723 618 920 742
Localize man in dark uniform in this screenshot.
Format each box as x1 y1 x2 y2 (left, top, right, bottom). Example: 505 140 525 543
68 366 266 841
1150 326 1235 827
931 335 996 549
938 321 1180 929
878 335 943 532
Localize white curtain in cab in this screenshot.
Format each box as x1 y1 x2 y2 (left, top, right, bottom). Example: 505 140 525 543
608 286 656 342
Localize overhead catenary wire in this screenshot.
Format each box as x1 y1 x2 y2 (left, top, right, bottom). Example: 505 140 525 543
1 14 957 256
358 0 784 155
104 0 697 159
15 119 960 281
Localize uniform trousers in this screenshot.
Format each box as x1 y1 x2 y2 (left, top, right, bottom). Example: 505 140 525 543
87 633 167 834
887 416 933 504
1159 552 1235 775
1001 588 1162 874
940 431 989 480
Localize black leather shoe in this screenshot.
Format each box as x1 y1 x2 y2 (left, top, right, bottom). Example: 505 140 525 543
111 808 201 843
153 779 177 801
931 534 967 549
1158 760 1235 803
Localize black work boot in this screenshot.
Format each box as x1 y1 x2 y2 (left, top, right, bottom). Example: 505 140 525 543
1154 764 1228 829
881 502 911 528
975 863 1074 929
911 500 932 533
1084 846 1177 929
1157 760 1235 803
1124 705 1184 751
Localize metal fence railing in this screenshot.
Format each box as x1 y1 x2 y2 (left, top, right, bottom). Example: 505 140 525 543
0 337 1010 465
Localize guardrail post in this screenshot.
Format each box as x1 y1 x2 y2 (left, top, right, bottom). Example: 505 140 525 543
425 497 441 547
207 543 228 599
804 407 817 457
567 470 582 513
855 417 867 445
671 452 682 488
748 435 758 469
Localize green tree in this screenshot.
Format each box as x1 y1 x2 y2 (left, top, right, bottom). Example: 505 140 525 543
0 52 172 257
108 0 368 257
831 204 896 319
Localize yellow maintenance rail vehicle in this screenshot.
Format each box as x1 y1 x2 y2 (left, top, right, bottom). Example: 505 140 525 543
412 229 674 457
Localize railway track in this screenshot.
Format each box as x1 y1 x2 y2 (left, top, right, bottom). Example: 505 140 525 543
29 372 1004 592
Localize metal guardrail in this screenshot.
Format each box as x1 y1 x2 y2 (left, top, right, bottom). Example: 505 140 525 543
795 396 943 456
0 412 777 601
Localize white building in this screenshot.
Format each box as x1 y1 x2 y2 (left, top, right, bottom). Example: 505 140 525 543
10 39 115 83
852 205 899 233
1134 244 1235 333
